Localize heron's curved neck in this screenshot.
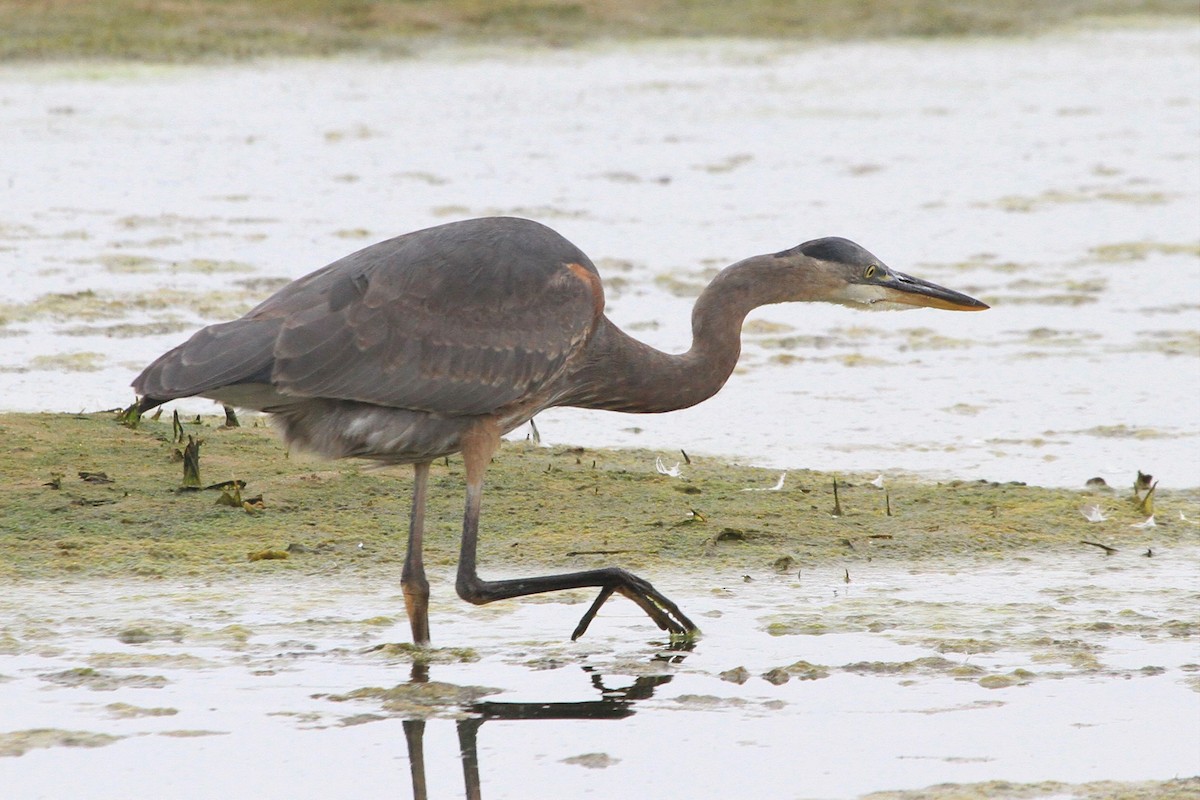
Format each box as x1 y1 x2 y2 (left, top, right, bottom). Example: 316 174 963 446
561 254 801 413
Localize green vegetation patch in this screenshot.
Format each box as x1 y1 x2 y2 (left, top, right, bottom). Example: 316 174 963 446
862 777 1200 800
0 288 256 325
0 728 124 758
105 702 179 718
0 412 1195 583
1 1 1196 62
326 680 501 717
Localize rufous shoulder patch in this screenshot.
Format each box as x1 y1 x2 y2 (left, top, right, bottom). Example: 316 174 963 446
565 262 605 318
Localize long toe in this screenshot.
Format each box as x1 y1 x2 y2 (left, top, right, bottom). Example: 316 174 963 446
571 586 617 641
566 569 698 640
615 582 696 636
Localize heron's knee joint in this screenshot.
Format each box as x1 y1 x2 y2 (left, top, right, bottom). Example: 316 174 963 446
456 575 488 605
402 583 429 602
401 573 429 597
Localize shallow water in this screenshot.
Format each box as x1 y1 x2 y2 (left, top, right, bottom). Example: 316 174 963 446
1 28 1199 487
1 548 1197 799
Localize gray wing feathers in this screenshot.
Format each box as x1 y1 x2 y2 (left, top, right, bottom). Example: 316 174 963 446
133 317 281 401
133 217 600 417
270 264 591 415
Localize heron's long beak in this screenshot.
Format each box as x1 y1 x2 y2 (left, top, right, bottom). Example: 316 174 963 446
881 271 989 311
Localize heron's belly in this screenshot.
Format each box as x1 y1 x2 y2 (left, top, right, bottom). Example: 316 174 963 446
265 397 532 465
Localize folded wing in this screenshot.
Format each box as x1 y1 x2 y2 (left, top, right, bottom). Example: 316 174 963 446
133 217 602 417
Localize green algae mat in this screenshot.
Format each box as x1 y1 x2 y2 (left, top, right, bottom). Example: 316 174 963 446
1 411 1193 580
2 1 1197 62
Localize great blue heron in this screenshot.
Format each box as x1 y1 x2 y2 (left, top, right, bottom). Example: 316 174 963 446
134 216 987 644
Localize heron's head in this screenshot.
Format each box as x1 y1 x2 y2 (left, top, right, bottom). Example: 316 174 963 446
777 237 989 312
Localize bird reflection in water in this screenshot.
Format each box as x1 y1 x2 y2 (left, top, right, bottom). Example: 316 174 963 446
400 644 689 800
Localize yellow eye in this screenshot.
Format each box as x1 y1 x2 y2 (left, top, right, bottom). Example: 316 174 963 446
864 265 877 279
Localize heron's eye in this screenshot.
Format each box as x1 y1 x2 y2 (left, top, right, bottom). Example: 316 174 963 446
864 265 878 280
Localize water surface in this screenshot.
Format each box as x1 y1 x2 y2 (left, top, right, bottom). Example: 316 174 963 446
1 549 1197 798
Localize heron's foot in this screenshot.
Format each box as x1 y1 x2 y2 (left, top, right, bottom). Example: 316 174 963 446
570 569 698 641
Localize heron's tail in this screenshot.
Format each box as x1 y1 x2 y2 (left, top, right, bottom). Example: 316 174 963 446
132 317 282 413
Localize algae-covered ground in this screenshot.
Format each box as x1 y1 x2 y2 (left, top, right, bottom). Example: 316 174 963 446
1 411 1193 582
1 0 1197 61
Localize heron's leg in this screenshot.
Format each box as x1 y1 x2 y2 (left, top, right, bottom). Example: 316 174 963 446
454 420 698 640
402 461 432 645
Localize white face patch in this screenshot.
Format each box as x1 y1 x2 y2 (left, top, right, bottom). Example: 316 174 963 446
836 283 919 311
